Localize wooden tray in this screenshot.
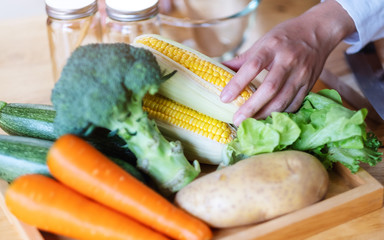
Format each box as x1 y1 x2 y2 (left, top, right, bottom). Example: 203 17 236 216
213 162 384 239
1 162 383 240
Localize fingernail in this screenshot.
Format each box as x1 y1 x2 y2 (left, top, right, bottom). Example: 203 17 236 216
220 89 233 103
234 114 247 126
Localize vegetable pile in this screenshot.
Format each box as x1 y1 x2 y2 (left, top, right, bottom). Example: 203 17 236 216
0 37 383 239
5 134 212 240
224 89 382 172
6 174 169 240
51 43 200 194
175 151 329 228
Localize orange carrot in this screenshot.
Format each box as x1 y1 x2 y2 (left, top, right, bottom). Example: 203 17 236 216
47 134 212 240
5 174 168 240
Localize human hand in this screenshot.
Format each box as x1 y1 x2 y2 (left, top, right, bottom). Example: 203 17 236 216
220 0 356 126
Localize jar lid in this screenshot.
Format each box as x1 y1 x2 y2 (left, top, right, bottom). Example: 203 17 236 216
45 0 97 20
106 0 159 22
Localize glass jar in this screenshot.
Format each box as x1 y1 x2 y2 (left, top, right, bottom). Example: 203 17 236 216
46 0 102 82
103 0 160 44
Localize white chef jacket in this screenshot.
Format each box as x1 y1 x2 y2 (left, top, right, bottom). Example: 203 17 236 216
331 0 384 53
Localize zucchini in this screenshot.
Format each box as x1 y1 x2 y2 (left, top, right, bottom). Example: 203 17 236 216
0 101 56 140
0 135 52 182
0 134 146 183
0 102 136 162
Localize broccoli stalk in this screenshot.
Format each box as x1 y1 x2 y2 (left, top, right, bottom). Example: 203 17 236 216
51 43 200 193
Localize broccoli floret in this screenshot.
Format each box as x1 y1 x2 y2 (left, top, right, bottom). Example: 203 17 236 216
51 43 200 194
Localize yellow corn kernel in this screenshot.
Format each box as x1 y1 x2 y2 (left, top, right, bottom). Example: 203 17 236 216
136 36 253 101
143 94 235 144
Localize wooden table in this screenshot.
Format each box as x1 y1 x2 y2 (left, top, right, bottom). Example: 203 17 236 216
1 0 384 239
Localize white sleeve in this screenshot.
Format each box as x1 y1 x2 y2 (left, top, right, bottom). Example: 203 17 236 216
333 0 384 53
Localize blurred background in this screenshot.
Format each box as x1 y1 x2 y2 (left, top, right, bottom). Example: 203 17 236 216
0 0 323 104
0 0 45 20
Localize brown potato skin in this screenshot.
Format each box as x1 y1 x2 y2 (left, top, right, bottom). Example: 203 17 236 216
174 151 329 228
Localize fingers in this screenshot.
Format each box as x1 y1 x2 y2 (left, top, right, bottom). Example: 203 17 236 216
222 53 250 72
253 84 307 120
252 65 312 119
284 81 314 113
220 16 332 126
220 48 271 104
232 63 291 125
232 59 320 124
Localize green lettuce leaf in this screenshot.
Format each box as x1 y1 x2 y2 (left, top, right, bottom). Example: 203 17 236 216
268 112 301 149
224 89 383 173
292 106 367 150
223 118 280 165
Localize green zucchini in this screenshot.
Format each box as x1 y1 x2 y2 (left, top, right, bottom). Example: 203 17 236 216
0 134 146 183
0 101 136 162
0 135 52 182
0 101 56 140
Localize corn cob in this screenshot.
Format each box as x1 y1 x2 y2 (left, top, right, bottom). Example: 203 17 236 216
134 34 256 124
143 93 236 165
135 34 255 165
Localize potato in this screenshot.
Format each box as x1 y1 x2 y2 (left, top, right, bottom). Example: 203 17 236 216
174 150 329 228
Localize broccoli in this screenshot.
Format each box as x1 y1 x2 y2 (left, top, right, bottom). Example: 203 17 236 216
51 43 200 194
